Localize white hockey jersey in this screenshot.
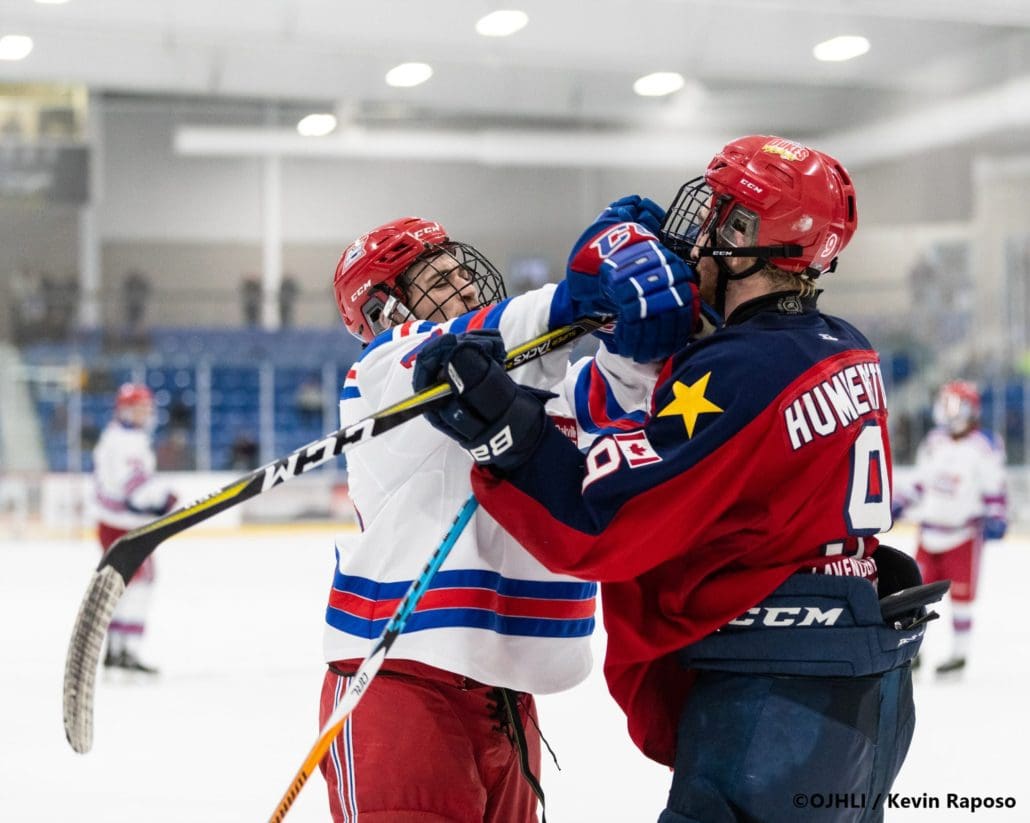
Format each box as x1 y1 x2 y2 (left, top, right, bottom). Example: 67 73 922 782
900 427 1007 552
323 285 658 694
92 421 175 530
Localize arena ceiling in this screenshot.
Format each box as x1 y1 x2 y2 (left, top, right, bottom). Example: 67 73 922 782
3 0 1030 168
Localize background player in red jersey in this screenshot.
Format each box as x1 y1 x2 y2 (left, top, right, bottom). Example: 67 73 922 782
415 135 944 822
92 383 177 674
893 380 1008 676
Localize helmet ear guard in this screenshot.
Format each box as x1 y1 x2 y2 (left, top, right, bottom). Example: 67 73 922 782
358 286 417 340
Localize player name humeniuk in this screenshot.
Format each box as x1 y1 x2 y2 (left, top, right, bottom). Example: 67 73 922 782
784 361 887 450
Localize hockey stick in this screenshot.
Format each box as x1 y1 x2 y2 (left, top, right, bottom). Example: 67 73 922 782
63 315 605 754
268 493 479 823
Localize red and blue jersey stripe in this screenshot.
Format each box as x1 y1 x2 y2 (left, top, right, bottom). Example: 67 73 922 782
326 557 596 640
574 359 648 435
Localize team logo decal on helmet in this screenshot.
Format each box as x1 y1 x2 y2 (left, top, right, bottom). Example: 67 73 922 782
341 237 368 271
820 233 839 258
761 138 810 163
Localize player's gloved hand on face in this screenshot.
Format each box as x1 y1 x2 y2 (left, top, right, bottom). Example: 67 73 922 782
601 240 700 362
563 195 668 319
982 516 1007 541
412 330 554 472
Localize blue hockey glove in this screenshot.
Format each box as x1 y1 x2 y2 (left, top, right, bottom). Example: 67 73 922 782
594 194 666 235
890 499 905 521
602 239 700 362
412 330 553 471
564 195 667 318
983 516 1007 541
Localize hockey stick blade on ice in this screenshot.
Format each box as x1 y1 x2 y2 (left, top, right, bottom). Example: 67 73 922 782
63 316 606 754
268 494 479 823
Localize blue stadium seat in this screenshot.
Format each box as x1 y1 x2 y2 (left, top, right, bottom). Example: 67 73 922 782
22 327 362 470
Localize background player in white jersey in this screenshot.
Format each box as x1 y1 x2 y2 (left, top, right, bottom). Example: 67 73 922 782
893 380 1008 676
319 214 698 822
92 383 178 674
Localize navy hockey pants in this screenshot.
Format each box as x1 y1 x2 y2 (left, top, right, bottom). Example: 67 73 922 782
658 665 915 823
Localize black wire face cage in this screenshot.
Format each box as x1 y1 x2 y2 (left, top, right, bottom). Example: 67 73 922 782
659 176 804 266
659 176 719 262
360 241 507 336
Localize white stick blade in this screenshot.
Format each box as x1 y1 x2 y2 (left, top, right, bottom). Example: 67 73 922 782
63 566 125 753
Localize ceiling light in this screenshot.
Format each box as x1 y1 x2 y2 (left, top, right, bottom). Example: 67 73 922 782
34 0 72 5
0 35 33 61
633 72 685 98
813 35 870 63
385 62 433 88
297 113 337 137
475 10 529 37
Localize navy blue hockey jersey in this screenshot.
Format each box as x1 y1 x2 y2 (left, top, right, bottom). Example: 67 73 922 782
471 293 893 765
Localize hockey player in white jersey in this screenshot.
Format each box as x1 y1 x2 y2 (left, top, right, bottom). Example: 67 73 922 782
893 380 1008 676
319 211 698 822
93 383 178 674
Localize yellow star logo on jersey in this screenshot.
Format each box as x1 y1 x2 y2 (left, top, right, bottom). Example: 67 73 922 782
657 372 724 437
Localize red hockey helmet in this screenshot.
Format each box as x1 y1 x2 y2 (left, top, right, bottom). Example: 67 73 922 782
661 135 858 276
334 217 447 341
115 383 155 428
333 217 505 342
933 380 981 434
115 383 154 411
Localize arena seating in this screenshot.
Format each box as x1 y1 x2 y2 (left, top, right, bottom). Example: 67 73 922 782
20 327 362 472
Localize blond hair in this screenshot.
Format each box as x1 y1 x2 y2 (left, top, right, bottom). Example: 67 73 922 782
759 265 818 298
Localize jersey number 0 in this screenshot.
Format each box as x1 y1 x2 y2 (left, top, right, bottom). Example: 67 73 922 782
846 422 892 535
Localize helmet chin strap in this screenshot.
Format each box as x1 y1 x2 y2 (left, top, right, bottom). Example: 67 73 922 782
712 256 766 317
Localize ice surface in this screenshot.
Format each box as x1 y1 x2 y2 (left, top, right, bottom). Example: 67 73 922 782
1 523 1026 821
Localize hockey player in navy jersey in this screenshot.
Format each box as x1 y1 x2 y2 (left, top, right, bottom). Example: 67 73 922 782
415 136 939 822
320 215 697 822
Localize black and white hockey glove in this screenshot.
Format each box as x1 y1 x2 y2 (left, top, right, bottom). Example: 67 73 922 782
412 329 553 472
